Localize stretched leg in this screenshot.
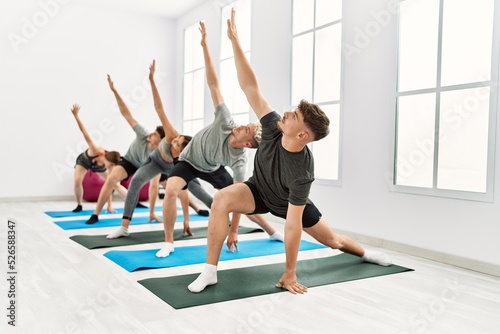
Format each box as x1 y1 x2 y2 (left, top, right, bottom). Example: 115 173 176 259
97 171 116 213
245 214 283 241
107 160 161 239
73 165 87 212
85 166 127 224
303 219 391 266
178 189 192 235
188 183 255 293
147 174 163 223
188 178 213 214
113 183 128 199
156 176 186 257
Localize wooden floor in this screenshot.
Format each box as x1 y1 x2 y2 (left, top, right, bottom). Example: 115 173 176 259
1 200 499 334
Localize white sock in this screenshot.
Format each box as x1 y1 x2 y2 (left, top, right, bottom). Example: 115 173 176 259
155 242 174 258
106 227 129 239
362 250 392 266
188 264 218 293
269 231 284 242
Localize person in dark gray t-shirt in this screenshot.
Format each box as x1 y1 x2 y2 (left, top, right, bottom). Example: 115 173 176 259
188 8 392 294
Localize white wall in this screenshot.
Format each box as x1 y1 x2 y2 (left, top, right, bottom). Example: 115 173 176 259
0 0 176 199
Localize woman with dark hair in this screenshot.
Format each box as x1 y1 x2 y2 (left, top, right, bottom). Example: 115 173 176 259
71 103 122 213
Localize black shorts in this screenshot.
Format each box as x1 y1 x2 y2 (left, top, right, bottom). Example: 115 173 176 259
169 161 233 190
159 173 169 182
74 152 107 173
118 157 139 181
244 181 322 228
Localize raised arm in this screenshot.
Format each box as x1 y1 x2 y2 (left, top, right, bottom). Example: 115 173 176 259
107 74 138 129
149 60 179 143
227 8 272 120
71 104 100 155
200 21 224 108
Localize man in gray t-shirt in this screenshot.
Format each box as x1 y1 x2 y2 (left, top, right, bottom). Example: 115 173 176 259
84 75 164 225
155 21 283 258
188 9 392 294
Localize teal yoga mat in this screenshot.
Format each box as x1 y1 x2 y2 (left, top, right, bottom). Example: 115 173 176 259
54 214 208 230
138 253 413 309
104 239 327 272
70 226 264 249
45 206 164 218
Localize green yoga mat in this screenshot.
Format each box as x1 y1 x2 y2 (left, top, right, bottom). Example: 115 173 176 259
138 253 413 309
70 226 264 249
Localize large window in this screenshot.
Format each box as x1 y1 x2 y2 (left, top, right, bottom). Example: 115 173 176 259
394 0 498 201
219 0 252 126
183 22 205 136
292 0 343 182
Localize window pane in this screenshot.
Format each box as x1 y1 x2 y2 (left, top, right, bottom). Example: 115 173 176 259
292 33 313 104
437 87 490 192
440 0 494 86
314 24 342 103
232 113 250 127
316 0 342 26
221 0 251 59
220 58 236 112
192 69 205 119
184 26 194 72
312 104 339 180
396 93 436 187
183 73 193 120
398 0 439 91
183 120 205 137
293 0 314 34
220 56 250 117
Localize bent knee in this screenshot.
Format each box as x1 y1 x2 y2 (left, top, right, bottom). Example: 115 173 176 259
212 191 231 211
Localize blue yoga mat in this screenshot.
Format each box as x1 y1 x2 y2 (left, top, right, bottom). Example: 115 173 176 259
45 206 165 218
54 214 208 230
103 239 327 272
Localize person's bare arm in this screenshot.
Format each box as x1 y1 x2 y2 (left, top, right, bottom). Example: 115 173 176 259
107 75 138 129
227 8 272 120
71 104 101 156
200 21 224 108
275 203 308 294
149 60 179 143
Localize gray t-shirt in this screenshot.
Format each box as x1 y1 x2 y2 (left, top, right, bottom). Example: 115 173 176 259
179 103 247 181
123 124 153 168
159 140 174 162
248 111 314 215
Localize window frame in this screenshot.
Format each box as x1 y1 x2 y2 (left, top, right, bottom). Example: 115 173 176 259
390 0 499 202
291 0 344 186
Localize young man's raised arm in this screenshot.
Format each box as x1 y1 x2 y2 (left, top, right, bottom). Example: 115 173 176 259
107 74 138 129
200 21 224 108
227 8 272 120
149 60 179 142
71 104 100 153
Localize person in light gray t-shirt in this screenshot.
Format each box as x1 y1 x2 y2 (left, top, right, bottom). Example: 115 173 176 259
154 21 283 258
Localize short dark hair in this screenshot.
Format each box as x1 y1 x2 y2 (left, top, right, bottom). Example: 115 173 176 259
181 135 192 149
298 99 330 141
104 151 121 165
156 126 165 139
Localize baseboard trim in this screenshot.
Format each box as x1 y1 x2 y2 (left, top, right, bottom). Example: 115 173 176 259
0 195 74 202
334 228 500 278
